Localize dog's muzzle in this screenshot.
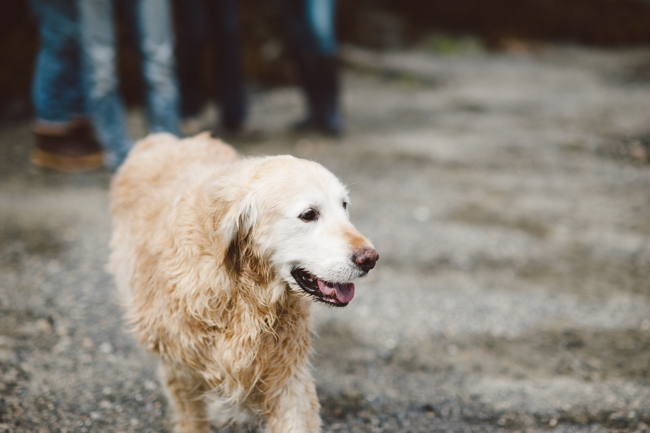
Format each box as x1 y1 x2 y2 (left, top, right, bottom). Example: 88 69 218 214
291 268 355 307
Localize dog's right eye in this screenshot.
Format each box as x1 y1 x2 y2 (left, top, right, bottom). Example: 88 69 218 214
299 209 319 222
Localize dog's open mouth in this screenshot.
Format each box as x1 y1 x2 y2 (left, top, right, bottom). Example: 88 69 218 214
291 268 355 307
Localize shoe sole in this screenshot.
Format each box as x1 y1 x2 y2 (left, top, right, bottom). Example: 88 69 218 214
31 149 104 173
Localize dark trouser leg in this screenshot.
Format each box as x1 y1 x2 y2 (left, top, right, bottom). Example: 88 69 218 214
317 54 342 135
211 0 247 131
276 0 321 125
175 0 206 119
277 0 341 135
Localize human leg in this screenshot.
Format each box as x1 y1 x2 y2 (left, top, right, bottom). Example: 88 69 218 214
28 0 85 125
211 0 247 132
27 0 103 171
305 0 341 135
312 54 342 136
305 0 337 55
276 0 321 126
136 0 181 135
277 0 342 135
78 0 133 169
175 0 207 121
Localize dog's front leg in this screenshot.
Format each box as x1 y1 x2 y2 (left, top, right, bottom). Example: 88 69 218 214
159 361 211 433
264 367 321 433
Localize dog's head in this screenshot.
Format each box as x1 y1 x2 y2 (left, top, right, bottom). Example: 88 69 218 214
216 156 378 307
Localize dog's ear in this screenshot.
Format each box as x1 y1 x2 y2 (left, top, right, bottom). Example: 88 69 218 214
225 199 275 289
211 190 258 271
208 176 275 289
216 192 256 243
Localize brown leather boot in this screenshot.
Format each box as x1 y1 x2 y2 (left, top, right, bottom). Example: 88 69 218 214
31 122 103 173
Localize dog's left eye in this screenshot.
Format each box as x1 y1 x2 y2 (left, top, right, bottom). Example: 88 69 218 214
299 209 319 222
343 201 348 210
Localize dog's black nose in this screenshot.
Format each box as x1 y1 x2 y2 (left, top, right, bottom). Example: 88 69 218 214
353 247 379 273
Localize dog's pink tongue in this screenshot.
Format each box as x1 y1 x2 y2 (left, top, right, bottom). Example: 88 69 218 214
317 280 355 303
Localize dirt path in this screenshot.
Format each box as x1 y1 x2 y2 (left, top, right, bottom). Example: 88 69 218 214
2 45 650 432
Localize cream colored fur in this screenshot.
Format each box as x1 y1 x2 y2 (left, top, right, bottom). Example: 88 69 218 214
109 133 376 433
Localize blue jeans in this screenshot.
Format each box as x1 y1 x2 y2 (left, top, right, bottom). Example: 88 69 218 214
27 0 85 125
306 0 337 55
78 0 180 168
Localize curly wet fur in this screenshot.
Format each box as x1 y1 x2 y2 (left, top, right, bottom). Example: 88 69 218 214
109 133 375 433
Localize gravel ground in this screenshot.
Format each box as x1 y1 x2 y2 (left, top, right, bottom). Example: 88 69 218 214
2 44 650 432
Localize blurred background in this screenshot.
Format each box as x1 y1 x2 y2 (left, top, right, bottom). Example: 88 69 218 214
3 1 650 432
5 0 650 125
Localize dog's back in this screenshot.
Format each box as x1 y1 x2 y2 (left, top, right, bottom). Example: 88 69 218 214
110 132 239 218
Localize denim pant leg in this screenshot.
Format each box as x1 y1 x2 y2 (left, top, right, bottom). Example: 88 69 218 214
306 0 337 55
78 0 133 168
27 0 85 124
136 0 180 135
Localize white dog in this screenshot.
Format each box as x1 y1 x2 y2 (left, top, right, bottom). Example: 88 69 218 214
109 133 378 433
